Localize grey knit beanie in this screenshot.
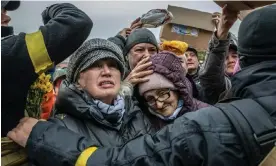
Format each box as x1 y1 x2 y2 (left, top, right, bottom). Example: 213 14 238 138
67 38 126 83
124 28 158 55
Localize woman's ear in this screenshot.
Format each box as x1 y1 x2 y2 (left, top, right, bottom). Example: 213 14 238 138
77 72 86 88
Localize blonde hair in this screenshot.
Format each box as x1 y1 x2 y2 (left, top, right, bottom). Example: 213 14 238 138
118 81 134 97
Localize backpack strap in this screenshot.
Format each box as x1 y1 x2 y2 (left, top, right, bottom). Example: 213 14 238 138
216 99 276 165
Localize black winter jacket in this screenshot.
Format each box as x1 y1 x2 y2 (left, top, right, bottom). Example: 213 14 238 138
199 32 233 105
26 60 276 166
48 82 153 147
1 3 93 136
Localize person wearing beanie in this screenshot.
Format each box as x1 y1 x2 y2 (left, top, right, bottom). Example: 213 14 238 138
137 51 209 129
184 46 206 98
123 28 159 86
11 38 153 164
238 5 276 67
1 2 93 136
8 5 276 166
186 46 200 77
160 40 200 99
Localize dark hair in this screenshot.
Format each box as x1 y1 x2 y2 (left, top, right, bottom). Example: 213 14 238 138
186 47 198 57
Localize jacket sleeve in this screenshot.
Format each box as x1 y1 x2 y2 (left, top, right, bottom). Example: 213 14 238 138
26 120 95 166
107 34 126 52
3 3 92 77
198 32 230 105
26 107 246 166
34 3 93 74
81 107 247 166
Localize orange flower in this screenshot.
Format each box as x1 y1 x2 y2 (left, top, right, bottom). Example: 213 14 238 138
40 90 56 120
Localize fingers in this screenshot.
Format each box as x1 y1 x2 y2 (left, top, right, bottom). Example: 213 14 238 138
122 28 131 33
7 128 27 147
7 130 16 140
134 62 152 73
134 70 154 78
119 28 132 38
129 77 150 85
130 17 143 30
126 28 131 32
7 117 39 148
130 17 141 28
125 56 154 86
222 4 228 13
126 28 132 37
135 56 150 68
125 67 153 86
131 22 142 30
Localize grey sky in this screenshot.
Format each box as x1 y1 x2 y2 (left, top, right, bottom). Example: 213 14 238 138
8 1 241 41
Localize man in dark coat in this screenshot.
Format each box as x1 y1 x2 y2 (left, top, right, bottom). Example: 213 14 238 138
7 5 276 166
1 1 93 136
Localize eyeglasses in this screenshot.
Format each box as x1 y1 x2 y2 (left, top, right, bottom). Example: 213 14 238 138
146 89 171 107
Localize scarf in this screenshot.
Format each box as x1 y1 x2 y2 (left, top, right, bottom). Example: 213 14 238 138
148 99 184 121
83 90 126 125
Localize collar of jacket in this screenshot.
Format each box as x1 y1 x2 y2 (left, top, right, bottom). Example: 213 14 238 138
188 67 200 81
1 26 14 38
231 60 276 118
55 81 140 130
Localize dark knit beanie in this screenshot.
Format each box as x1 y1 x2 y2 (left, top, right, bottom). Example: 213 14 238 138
1 1 20 11
124 28 158 55
238 5 276 67
67 38 126 83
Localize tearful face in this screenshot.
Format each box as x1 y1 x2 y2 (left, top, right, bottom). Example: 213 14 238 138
78 59 121 104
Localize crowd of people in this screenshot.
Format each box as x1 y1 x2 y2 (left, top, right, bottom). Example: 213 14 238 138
2 1 276 166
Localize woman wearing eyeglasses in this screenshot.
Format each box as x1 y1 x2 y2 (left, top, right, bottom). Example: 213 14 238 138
138 51 209 129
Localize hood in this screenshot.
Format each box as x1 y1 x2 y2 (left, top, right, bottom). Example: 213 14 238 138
55 80 139 129
231 60 276 119
149 59 208 112
229 32 238 51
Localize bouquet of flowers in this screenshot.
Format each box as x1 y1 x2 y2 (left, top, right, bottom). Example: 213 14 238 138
25 73 53 118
